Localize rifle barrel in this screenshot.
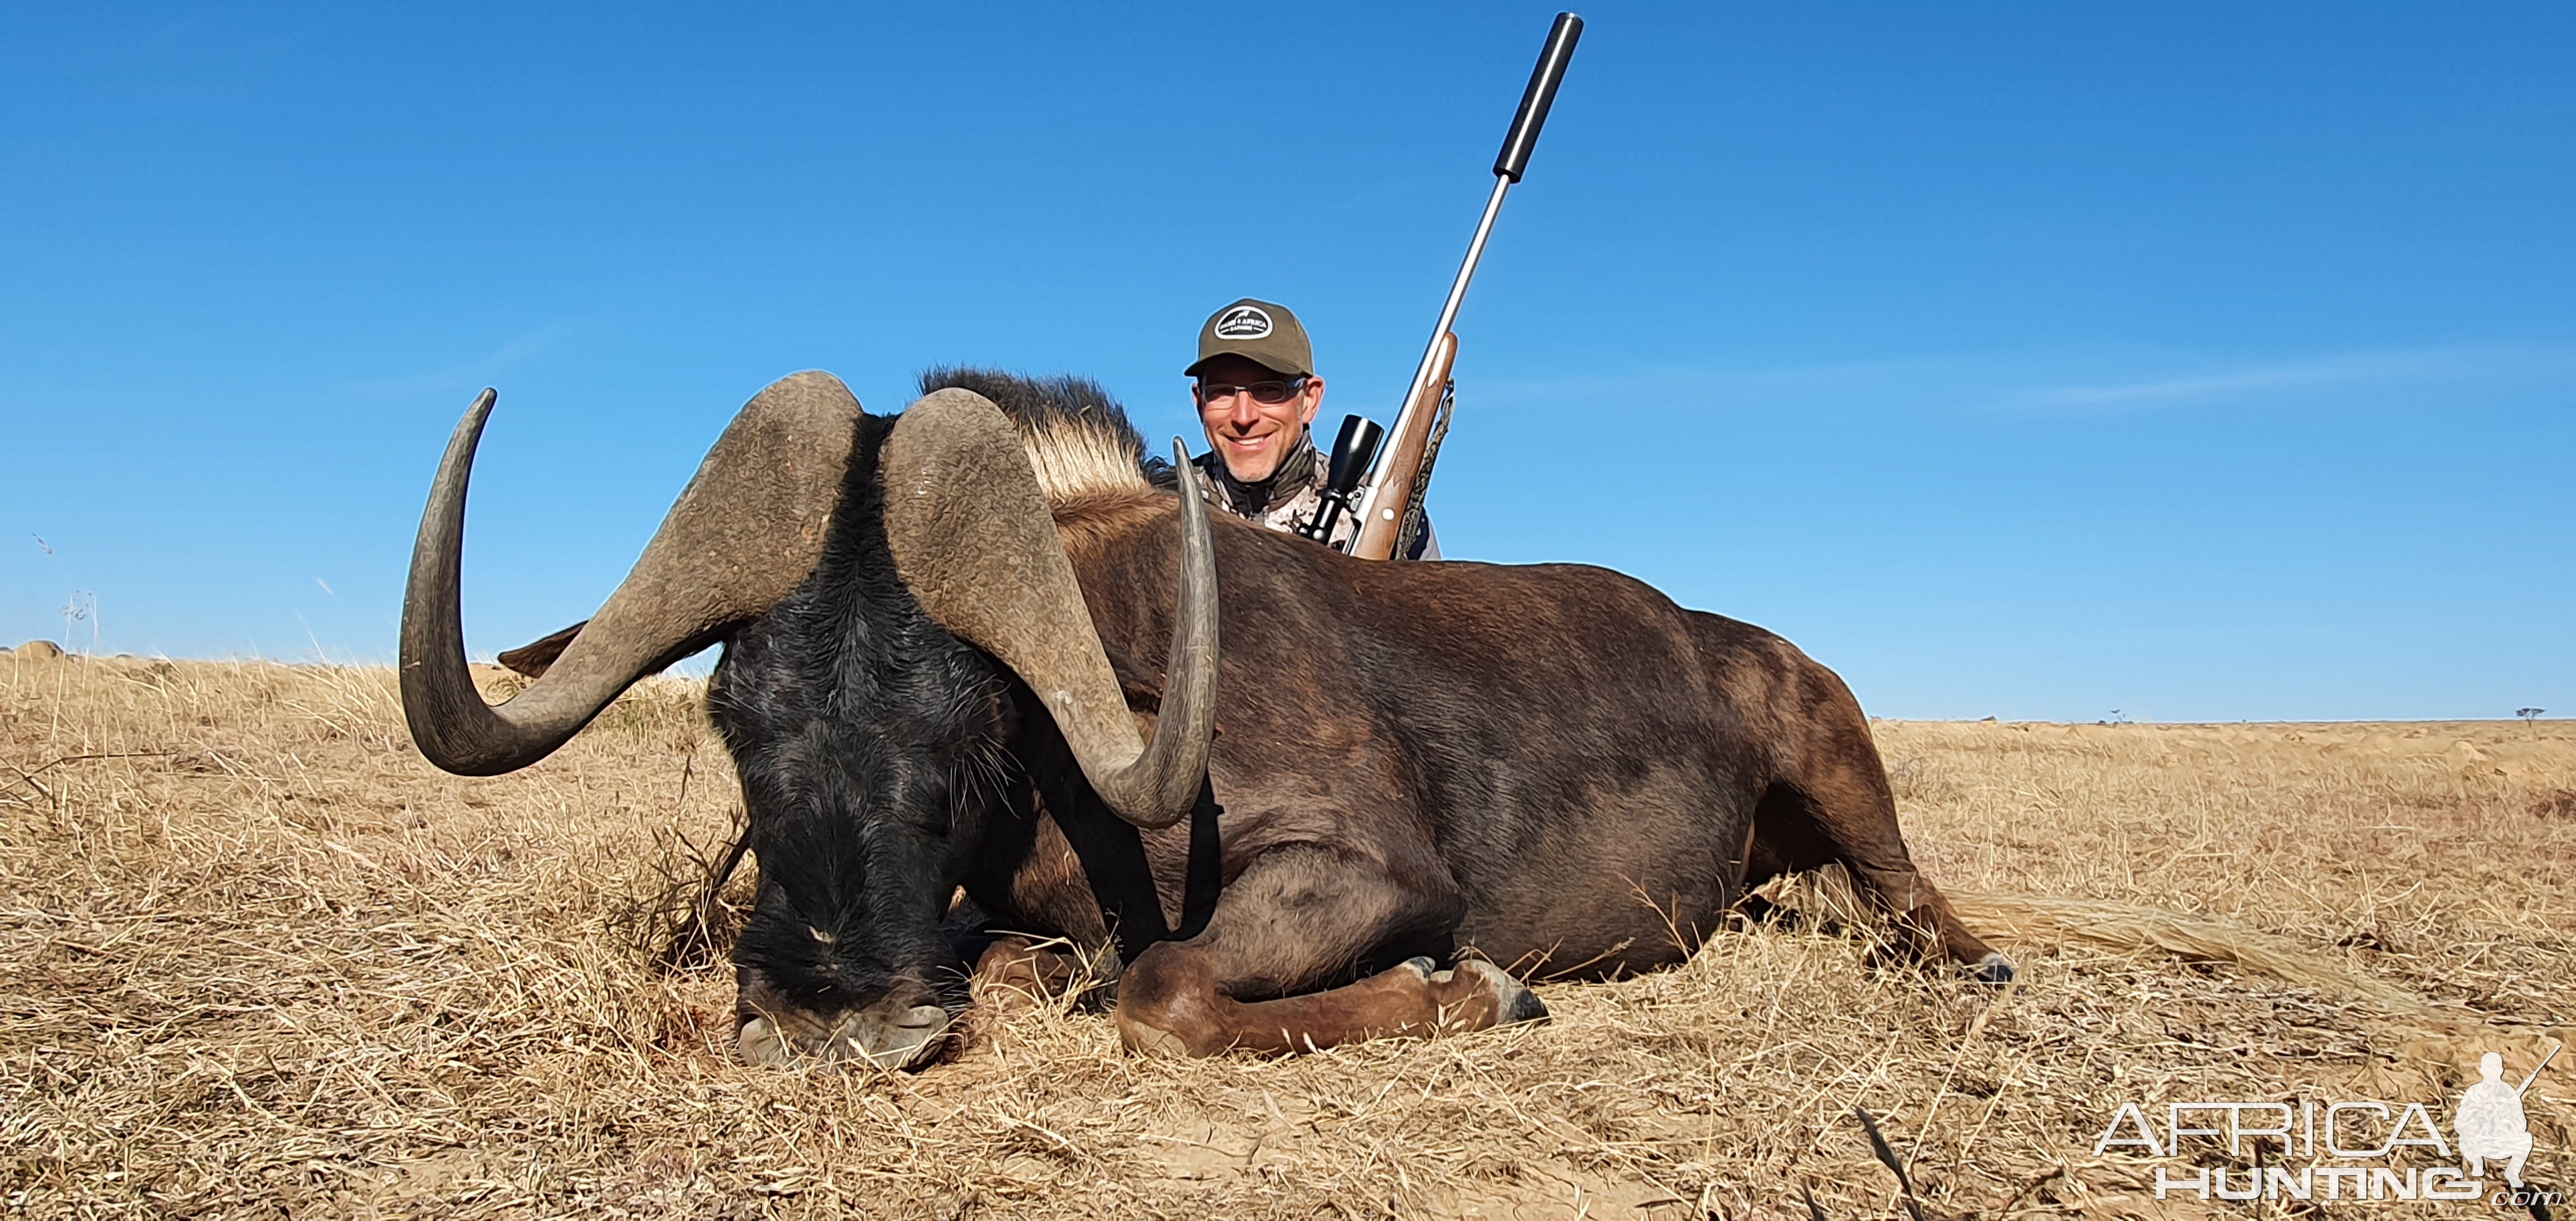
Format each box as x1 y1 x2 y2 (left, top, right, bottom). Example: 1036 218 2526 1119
2517 1042 2561 1095
1355 176 1510 529
1353 13 1583 538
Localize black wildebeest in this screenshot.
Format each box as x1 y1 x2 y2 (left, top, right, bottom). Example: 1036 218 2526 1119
401 370 2010 1068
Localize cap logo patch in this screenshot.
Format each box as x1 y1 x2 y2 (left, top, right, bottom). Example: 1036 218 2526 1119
1213 305 1274 340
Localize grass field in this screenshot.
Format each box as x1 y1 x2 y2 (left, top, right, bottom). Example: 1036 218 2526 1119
4 649 2570 1218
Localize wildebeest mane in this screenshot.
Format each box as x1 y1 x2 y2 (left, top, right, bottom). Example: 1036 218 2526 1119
918 367 1156 505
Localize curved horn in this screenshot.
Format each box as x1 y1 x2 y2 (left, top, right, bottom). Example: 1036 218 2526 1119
401 372 864 775
878 390 1218 829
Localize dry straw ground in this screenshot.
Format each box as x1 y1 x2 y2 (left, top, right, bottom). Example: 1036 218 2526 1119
3 649 2570 1219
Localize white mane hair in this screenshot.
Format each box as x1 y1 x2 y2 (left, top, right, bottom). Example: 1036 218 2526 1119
916 367 1154 504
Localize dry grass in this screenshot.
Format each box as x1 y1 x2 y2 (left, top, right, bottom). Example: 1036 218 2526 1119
3 651 2570 1219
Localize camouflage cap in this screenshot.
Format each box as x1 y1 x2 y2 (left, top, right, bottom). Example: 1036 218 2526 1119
1185 298 1314 379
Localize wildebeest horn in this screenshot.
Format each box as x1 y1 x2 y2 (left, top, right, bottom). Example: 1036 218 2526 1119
878 389 1217 830
401 373 864 775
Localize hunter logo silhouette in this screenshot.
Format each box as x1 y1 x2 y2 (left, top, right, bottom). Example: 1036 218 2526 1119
2456 1047 2555 1189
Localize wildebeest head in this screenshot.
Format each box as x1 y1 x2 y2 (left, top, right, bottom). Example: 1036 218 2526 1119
398 371 1218 1067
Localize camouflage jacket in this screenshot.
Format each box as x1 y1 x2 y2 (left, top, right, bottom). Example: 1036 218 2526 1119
1184 431 1438 560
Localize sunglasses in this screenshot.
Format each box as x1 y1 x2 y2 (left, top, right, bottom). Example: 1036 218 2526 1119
1195 377 1309 406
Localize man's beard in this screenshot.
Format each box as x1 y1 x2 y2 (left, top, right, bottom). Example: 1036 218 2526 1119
1214 429 1317 517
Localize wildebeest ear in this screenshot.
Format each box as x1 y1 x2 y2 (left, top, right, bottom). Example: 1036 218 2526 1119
878 391 1218 830
497 621 586 679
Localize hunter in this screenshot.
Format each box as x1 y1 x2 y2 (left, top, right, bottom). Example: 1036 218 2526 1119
1185 298 1437 559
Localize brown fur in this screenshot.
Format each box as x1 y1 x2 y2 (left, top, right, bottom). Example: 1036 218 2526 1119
961 489 2003 1056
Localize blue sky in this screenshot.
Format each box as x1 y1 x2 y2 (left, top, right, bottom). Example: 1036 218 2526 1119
3 3 2568 721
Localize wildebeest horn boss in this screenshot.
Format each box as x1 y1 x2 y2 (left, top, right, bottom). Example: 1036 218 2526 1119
402 368 2011 1069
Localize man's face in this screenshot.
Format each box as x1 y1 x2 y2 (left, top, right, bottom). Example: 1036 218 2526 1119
1195 354 1324 483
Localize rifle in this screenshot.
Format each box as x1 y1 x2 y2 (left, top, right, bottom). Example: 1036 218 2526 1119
2516 1042 2561 1095
1339 12 1583 561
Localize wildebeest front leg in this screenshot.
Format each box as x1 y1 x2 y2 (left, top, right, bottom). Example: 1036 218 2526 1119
970 935 1094 1010
1113 848 1546 1057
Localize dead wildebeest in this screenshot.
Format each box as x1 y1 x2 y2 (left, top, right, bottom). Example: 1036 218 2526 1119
401 369 2010 1068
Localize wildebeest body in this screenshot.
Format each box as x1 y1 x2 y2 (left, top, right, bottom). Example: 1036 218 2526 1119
406 369 2001 1064
1014 495 1975 1006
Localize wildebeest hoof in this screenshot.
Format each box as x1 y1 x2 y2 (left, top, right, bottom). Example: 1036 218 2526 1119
1399 955 1438 980
1973 952 2016 985
1116 1017 1195 1059
737 1001 954 1071
1436 959 1549 1027
971 936 1097 1011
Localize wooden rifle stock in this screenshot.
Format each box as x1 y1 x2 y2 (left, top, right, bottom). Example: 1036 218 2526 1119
1348 332 1456 561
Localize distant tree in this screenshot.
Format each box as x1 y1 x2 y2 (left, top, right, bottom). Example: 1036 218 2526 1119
2518 707 2545 738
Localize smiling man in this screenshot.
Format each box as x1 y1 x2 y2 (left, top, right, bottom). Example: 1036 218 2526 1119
1185 297 1437 559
